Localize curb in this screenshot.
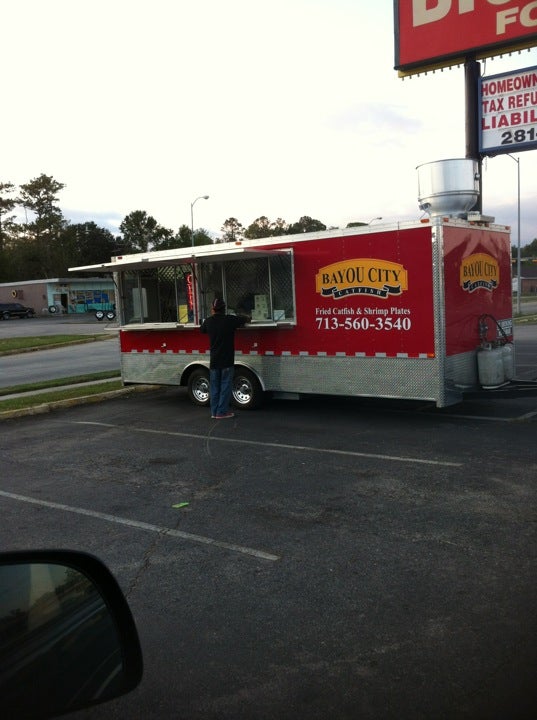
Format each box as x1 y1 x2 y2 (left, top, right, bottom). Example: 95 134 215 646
0 335 117 357
0 385 159 421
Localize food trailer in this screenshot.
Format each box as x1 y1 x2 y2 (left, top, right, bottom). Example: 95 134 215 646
71 213 518 409
72 159 537 409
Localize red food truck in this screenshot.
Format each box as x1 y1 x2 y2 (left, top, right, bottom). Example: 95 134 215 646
71 214 518 408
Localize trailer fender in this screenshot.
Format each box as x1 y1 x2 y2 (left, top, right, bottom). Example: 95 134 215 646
180 361 210 386
234 362 265 391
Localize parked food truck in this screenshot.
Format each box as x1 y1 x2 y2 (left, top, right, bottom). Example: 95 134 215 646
71 162 527 409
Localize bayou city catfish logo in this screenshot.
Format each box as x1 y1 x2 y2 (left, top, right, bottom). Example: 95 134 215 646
460 253 499 293
316 259 408 299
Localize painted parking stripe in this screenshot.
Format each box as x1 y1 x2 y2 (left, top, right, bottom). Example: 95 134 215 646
0 490 280 562
74 421 462 467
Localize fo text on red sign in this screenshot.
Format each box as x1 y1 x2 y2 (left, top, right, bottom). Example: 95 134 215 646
395 0 537 74
413 0 537 35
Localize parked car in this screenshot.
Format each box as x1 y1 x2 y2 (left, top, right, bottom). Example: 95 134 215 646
0 302 36 319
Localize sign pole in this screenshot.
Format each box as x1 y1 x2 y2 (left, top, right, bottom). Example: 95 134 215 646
465 56 482 213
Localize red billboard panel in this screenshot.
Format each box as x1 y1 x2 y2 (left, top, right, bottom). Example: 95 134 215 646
395 1 537 76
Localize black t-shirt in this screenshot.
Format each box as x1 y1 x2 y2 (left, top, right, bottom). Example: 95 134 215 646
200 313 248 369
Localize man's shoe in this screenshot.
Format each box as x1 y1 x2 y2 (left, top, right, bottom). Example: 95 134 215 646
215 412 234 419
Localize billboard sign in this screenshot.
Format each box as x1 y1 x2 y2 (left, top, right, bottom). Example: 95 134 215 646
479 64 537 154
394 1 537 76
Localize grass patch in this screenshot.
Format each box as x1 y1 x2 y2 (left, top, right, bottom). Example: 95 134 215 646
0 335 107 352
0 381 125 412
0 370 121 397
514 314 537 323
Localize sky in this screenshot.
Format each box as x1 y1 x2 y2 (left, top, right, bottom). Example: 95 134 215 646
2 0 537 246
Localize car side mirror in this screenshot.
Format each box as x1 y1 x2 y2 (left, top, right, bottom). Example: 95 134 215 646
0 550 143 718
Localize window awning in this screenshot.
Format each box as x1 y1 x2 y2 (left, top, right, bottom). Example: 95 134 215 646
69 246 291 274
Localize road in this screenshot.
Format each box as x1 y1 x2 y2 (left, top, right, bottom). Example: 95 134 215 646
0 316 120 387
511 322 537 380
0 314 119 338
0 385 536 720
0 337 120 387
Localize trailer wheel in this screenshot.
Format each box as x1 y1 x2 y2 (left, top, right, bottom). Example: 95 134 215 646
232 368 263 410
106 310 116 320
95 310 105 321
187 368 210 406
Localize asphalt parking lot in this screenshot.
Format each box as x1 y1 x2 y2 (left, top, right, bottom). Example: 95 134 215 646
1 380 536 719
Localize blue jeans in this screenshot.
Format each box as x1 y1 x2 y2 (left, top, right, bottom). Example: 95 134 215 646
210 367 234 416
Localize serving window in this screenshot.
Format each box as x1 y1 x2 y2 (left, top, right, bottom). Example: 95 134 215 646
119 252 295 326
198 254 295 323
120 264 194 325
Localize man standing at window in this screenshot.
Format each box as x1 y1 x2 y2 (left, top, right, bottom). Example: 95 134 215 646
201 298 250 419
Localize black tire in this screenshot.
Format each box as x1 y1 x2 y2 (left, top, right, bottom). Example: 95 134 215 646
187 368 210 406
232 367 263 410
2 312 10 320
106 311 116 320
48 305 57 314
95 310 105 321
25 311 34 318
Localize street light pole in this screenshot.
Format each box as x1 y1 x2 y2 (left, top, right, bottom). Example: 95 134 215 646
190 195 209 246
507 155 521 316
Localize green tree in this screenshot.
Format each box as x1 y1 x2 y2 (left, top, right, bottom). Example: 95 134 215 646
287 216 326 234
0 182 18 280
119 210 173 252
149 227 180 251
271 218 288 236
175 224 193 248
19 174 66 239
244 216 289 239
151 226 176 251
18 174 66 277
0 182 17 251
192 228 212 247
60 222 118 273
521 238 537 259
220 217 244 243
244 216 272 239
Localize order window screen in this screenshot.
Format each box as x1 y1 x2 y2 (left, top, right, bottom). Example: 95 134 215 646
269 254 294 322
120 254 294 324
198 254 294 322
121 265 194 324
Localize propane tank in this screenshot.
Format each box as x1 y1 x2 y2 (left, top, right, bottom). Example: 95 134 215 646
501 342 515 381
477 344 505 388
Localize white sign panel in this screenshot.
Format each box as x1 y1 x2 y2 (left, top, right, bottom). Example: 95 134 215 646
479 65 537 155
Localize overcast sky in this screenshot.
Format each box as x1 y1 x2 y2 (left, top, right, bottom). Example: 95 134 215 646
3 0 537 245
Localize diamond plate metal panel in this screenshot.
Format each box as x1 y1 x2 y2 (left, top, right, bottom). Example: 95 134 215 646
121 352 449 403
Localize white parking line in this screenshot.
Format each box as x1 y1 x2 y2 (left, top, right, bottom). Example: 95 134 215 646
0 490 280 562
73 421 462 467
